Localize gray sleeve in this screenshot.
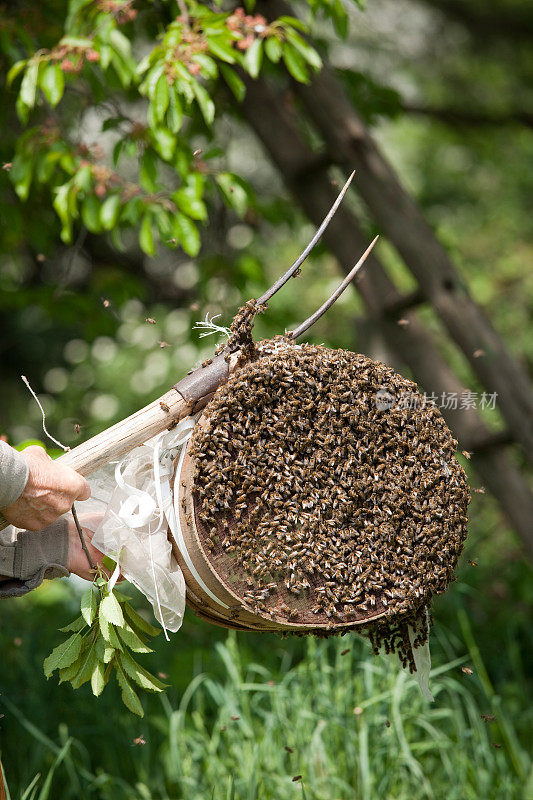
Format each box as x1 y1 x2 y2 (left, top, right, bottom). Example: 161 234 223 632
0 441 29 509
0 518 70 599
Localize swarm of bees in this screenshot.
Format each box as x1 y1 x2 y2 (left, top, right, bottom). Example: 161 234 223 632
188 333 470 672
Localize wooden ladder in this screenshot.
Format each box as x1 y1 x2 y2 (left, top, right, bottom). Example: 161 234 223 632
235 11 533 554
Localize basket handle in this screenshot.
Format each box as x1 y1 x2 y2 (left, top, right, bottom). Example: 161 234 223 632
0 354 233 532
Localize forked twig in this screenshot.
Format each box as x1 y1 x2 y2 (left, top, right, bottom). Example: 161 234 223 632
255 171 355 306
290 236 379 340
71 504 96 571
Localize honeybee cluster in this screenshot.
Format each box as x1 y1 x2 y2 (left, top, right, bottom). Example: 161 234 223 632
189 339 469 669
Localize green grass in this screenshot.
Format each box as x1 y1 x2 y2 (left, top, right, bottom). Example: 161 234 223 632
1 624 531 800
1 499 532 800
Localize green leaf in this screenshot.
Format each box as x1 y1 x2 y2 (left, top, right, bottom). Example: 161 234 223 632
285 31 322 71
243 38 263 79
43 634 83 678
71 643 98 689
116 662 144 717
264 37 282 63
73 163 92 192
81 586 97 627
91 660 106 697
99 614 123 650
173 213 200 256
81 194 101 232
112 138 125 166
123 603 161 638
19 60 39 112
139 213 155 256
40 63 65 107
139 150 158 193
99 592 125 627
331 0 349 37
95 631 116 664
167 88 183 133
207 35 237 64
282 43 309 84
112 588 132 603
118 650 167 692
7 59 28 87
192 83 215 126
10 154 33 201
58 650 87 684
173 189 207 221
216 173 249 217
117 623 153 654
151 127 176 161
219 64 246 102
53 184 73 243
61 35 93 48
192 54 218 79
152 72 169 124
109 28 132 61
59 615 87 634
185 172 205 199
100 194 121 230
101 555 117 573
278 15 308 32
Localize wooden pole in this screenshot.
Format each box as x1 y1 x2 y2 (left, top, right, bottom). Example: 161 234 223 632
0 354 234 533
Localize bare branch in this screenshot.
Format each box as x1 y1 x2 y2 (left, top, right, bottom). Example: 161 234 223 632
255 170 355 306
289 236 378 340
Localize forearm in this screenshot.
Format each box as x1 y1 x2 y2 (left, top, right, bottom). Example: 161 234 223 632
0 441 29 522
0 519 70 598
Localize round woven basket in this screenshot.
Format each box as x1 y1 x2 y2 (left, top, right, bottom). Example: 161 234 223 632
169 414 389 633
167 342 469 636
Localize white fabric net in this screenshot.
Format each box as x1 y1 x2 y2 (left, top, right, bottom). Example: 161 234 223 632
83 418 199 635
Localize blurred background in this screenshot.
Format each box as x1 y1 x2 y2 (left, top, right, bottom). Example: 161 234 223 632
0 0 532 797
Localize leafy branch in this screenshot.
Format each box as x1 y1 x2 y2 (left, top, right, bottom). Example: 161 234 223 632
44 561 166 717
6 0 324 258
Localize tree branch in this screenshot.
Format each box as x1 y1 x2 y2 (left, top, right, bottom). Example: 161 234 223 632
401 102 533 130
418 0 533 41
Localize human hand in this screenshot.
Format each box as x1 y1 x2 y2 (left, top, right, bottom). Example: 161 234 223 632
2 445 91 531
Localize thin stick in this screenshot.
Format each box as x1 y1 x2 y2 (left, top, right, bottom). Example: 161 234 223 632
21 375 70 452
21 374 95 572
177 0 190 25
289 236 379 340
71 504 96 572
255 171 356 306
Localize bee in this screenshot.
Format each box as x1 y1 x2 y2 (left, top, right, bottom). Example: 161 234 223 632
160 401 170 413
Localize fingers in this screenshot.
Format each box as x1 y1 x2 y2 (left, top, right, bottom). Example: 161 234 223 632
23 444 52 462
3 446 92 530
76 475 91 502
66 522 122 583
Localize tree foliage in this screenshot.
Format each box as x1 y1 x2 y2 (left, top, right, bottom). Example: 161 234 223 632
5 1 342 256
